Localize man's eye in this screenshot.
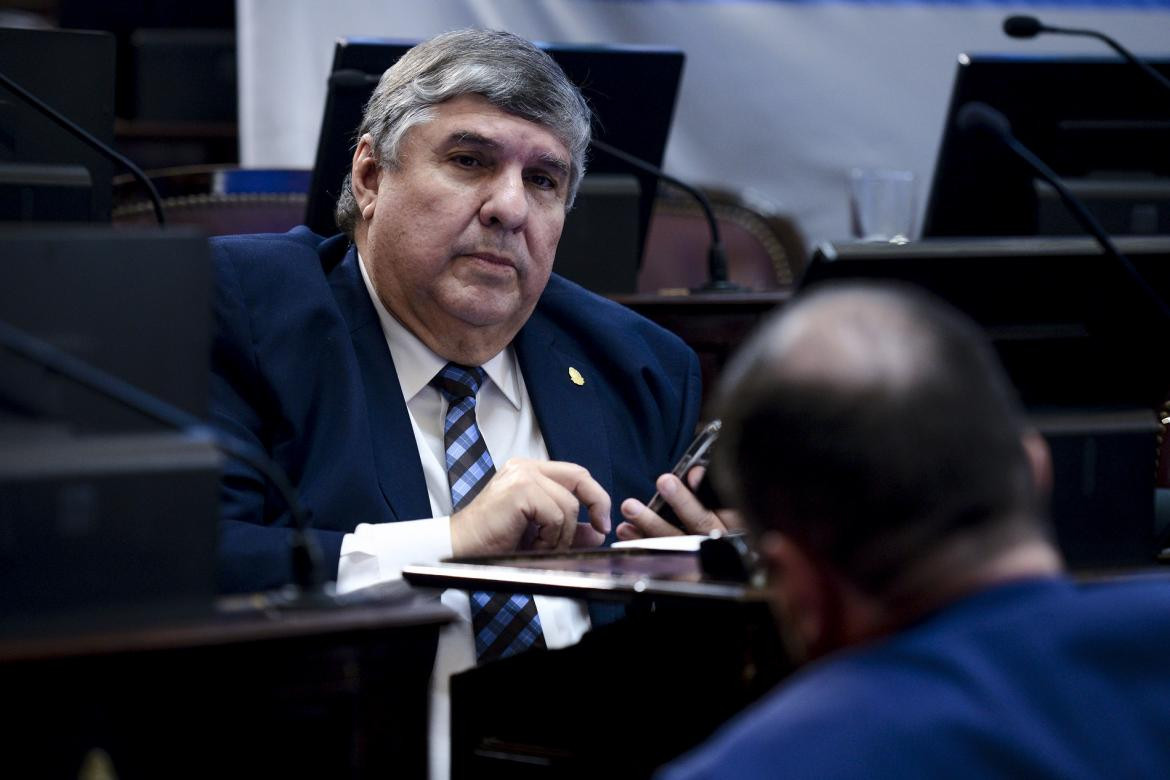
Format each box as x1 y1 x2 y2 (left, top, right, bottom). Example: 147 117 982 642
453 155 481 168
528 173 556 190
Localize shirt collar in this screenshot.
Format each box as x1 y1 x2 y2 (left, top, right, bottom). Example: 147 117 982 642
357 251 522 409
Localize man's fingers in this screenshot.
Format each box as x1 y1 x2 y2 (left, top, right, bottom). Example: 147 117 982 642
717 508 746 531
552 492 578 550
615 520 646 541
655 473 724 534
525 467 592 551
526 460 612 549
531 460 612 535
522 480 574 548
453 459 614 556
573 522 607 548
619 497 685 538
617 470 735 540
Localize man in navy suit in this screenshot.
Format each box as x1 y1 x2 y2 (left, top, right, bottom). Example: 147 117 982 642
211 29 734 778
660 283 1170 779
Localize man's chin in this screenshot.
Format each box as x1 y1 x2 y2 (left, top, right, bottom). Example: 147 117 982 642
443 294 516 325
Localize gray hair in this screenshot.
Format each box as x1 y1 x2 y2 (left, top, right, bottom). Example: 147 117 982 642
334 29 592 238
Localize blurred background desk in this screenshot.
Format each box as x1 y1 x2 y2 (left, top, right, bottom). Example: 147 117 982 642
611 291 791 406
0 599 451 779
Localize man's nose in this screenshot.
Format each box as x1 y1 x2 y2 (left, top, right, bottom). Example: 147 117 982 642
479 170 528 230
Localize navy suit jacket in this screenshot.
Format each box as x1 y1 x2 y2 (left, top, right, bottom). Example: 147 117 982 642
210 227 703 594
660 577 1170 779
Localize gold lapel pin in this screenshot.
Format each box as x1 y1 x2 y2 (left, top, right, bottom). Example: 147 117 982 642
568 366 585 386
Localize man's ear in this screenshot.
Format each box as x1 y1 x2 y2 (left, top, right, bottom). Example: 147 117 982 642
1021 430 1053 499
758 530 828 661
351 134 381 221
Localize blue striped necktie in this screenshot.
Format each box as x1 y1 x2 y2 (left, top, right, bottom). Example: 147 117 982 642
430 362 546 662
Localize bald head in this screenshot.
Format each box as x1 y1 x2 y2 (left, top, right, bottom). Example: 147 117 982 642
713 283 1049 598
760 286 939 393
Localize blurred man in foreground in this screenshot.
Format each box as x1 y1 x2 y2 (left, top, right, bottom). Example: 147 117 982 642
661 283 1170 778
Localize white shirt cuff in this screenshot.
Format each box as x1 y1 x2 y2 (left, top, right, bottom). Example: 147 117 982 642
336 516 454 594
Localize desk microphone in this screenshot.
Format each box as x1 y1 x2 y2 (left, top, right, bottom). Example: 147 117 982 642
589 137 741 293
0 68 167 226
0 317 330 601
1002 15 1170 97
957 101 1170 322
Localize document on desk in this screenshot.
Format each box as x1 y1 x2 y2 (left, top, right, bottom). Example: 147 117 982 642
402 544 765 606
611 535 707 552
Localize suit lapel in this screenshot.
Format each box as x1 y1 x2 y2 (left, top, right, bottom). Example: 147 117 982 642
326 249 614 527
517 309 626 627
328 246 432 522
515 313 614 505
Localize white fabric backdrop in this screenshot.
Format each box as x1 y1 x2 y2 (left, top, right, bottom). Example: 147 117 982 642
237 0 1170 248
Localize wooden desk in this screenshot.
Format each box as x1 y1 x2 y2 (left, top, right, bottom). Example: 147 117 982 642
407 548 790 778
1 598 451 778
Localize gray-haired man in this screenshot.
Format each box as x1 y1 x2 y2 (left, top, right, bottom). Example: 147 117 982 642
211 29 729 777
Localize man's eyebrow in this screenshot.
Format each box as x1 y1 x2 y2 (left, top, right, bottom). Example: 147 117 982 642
446 131 499 150
445 131 570 178
536 153 570 179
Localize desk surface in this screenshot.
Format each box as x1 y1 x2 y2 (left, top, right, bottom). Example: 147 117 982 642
405 546 767 605
0 595 452 663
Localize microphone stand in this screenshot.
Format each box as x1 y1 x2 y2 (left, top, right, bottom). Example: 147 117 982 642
1003 15 1170 97
958 101 1170 324
0 69 167 226
590 138 742 293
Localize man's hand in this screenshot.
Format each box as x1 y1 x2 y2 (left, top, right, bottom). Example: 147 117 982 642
616 466 742 540
450 458 611 557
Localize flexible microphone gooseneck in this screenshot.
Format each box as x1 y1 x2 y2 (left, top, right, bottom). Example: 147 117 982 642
589 137 741 292
0 318 328 598
0 69 167 226
957 101 1170 322
1002 15 1170 97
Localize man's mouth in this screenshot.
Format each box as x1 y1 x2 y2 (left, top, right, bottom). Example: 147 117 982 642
462 251 517 270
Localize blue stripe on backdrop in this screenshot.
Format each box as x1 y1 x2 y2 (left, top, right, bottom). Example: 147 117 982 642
595 0 1170 8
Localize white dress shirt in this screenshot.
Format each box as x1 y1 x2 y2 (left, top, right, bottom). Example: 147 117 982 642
336 253 591 780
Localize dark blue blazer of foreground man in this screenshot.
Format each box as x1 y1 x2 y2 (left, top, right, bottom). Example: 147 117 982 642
209 227 702 594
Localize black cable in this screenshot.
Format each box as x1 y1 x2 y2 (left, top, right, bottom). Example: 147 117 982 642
590 137 740 292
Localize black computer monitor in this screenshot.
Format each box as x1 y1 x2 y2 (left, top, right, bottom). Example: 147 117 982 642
923 54 1170 238
0 227 219 625
0 227 212 433
800 236 1170 412
304 37 685 264
0 27 116 223
800 236 1170 567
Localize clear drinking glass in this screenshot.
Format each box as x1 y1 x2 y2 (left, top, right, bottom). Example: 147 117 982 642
849 168 916 244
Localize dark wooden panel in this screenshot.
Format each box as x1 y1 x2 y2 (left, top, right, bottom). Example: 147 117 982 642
0 600 450 778
611 291 790 408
